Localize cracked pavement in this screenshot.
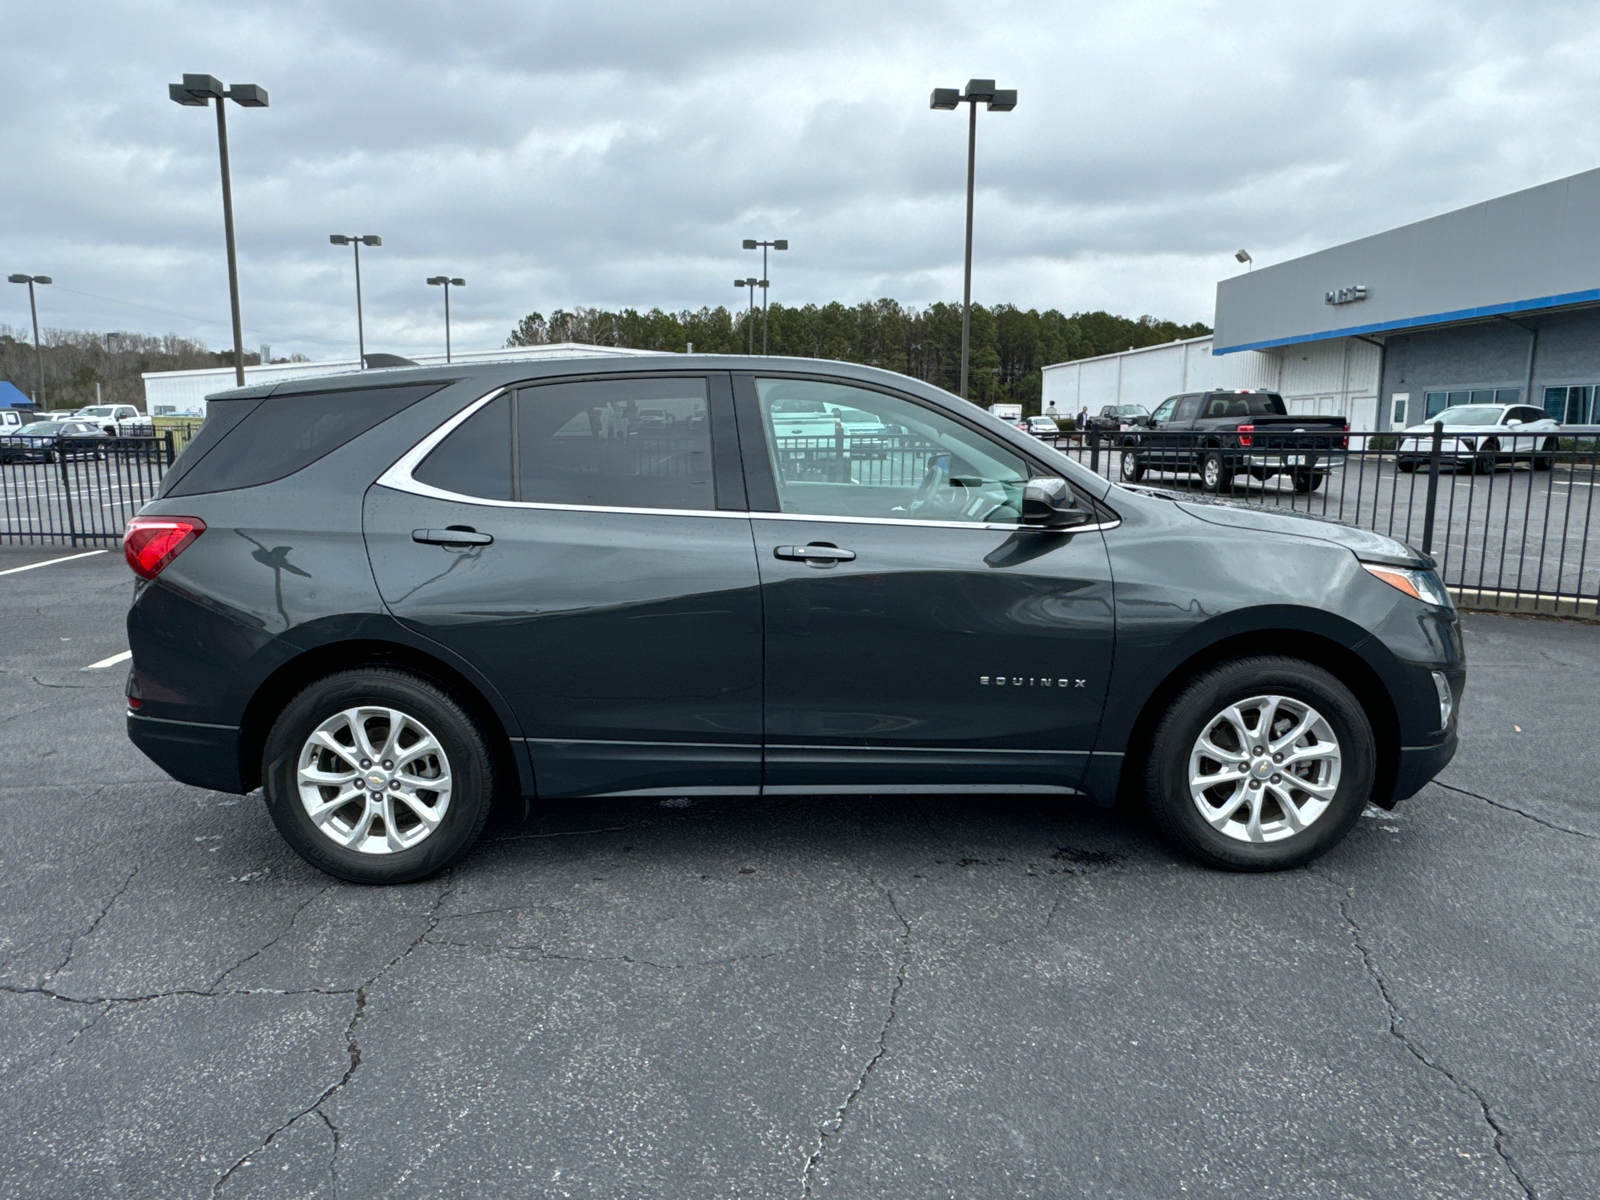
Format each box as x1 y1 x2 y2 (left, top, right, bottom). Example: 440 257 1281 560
1 550 1597 1198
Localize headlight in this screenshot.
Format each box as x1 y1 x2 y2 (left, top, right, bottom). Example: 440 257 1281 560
1362 562 1452 608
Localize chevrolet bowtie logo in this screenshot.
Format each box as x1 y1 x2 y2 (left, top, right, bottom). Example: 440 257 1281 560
980 676 1087 688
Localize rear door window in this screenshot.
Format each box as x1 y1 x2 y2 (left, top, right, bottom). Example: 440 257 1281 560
167 383 443 496
411 376 716 511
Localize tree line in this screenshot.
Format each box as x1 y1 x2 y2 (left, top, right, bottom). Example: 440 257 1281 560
508 300 1210 411
0 327 297 412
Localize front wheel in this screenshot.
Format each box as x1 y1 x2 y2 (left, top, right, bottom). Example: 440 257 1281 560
1472 438 1500 474
1120 450 1146 482
1533 438 1556 471
261 668 496 884
1143 656 1375 871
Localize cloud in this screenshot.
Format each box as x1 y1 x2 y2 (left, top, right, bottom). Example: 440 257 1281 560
3 0 1598 361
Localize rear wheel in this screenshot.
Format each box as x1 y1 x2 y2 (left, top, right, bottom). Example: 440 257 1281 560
1120 450 1146 482
1292 470 1325 493
1143 656 1375 871
261 668 495 884
1396 459 1417 474
1200 450 1233 493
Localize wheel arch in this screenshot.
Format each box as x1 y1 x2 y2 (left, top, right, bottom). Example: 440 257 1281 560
1107 628 1400 811
236 637 528 806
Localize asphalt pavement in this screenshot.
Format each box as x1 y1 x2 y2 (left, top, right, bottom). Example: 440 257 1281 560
0 549 1596 1199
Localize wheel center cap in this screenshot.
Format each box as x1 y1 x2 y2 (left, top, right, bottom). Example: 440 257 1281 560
1252 760 1272 780
367 771 387 789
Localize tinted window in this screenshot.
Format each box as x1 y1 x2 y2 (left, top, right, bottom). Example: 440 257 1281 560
413 377 715 510
159 398 264 495
412 394 513 500
1174 396 1201 421
517 377 713 509
756 378 1028 523
168 384 442 497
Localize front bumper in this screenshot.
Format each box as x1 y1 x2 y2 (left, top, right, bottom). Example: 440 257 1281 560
1388 730 1459 807
127 711 246 793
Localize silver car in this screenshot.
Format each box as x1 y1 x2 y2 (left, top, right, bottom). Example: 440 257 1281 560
1396 402 1560 473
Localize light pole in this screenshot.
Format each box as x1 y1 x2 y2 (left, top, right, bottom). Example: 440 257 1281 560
426 276 465 362
741 239 787 354
930 79 1016 400
330 235 382 367
6 274 52 405
734 278 763 354
169 74 269 388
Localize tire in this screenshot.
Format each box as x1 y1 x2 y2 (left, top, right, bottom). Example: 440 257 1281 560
43 450 57 464
1200 449 1233 493
1293 470 1325 493
1120 450 1146 482
1472 438 1499 475
1534 438 1556 471
1143 655 1376 871
1396 459 1416 473
261 668 496 884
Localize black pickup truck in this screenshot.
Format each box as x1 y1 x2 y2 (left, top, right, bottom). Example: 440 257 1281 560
1117 389 1348 493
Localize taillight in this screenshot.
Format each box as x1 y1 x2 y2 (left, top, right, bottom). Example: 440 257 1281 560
1237 424 1254 447
124 516 206 580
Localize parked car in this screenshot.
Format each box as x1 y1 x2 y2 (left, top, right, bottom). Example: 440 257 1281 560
124 359 1462 883
1119 390 1348 493
0 407 43 431
1021 415 1060 441
1394 403 1560 473
0 420 110 463
70 404 151 435
1088 403 1152 433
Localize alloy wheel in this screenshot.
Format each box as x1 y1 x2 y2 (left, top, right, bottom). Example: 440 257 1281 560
1187 694 1341 843
296 705 453 854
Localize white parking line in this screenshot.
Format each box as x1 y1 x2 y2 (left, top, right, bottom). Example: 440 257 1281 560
82 650 132 671
0 550 108 576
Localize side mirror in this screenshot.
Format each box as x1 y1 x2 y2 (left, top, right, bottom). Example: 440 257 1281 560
1022 477 1093 529
1506 418 1522 427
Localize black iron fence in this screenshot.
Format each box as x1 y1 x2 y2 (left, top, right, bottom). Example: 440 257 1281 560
0 435 176 547
1055 424 1600 618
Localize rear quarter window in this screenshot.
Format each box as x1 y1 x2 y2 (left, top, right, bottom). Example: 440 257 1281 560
165 383 444 497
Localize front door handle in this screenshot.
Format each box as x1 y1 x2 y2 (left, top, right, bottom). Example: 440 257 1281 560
774 544 855 563
413 527 493 547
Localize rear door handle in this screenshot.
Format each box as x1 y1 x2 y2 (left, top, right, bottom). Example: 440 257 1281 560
774 544 855 562
413 528 493 546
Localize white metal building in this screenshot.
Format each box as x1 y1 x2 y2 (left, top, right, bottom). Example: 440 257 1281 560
141 343 653 416
1041 335 1381 431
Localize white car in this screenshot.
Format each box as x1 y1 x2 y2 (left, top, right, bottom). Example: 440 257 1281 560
1396 402 1560 472
70 404 152 436
1022 415 1060 440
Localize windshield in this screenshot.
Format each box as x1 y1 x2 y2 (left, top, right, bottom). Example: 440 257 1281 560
1427 406 1505 427
1117 405 1149 416
79 407 115 417
17 423 63 435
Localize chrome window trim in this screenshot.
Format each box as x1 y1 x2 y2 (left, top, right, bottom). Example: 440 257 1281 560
375 383 1121 533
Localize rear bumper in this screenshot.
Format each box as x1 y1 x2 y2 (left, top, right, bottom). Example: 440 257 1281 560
127 712 246 793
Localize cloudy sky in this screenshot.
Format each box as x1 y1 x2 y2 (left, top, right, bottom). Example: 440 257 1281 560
3 0 1599 362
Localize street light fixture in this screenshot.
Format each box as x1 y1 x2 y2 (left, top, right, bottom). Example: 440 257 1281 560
168 73 268 387
329 235 382 367
734 278 764 354
1235 249 1253 270
740 238 787 354
6 274 52 405
426 276 466 363
930 78 1016 400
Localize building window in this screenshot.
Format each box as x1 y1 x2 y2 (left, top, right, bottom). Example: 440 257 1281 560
1543 386 1594 424
1392 394 1409 426
1423 388 1521 418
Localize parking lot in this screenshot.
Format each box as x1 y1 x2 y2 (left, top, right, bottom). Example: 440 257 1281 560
1 548 1597 1198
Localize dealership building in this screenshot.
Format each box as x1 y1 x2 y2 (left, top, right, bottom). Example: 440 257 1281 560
1042 165 1600 431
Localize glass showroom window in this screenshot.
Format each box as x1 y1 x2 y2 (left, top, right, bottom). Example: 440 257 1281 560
1542 386 1594 424
1423 388 1521 419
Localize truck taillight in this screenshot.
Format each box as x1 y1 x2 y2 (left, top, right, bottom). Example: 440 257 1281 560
1237 424 1254 447
1342 422 1350 449
124 516 206 580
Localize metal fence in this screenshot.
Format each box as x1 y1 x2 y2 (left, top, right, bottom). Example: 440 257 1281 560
1055 425 1600 618
0 435 176 547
